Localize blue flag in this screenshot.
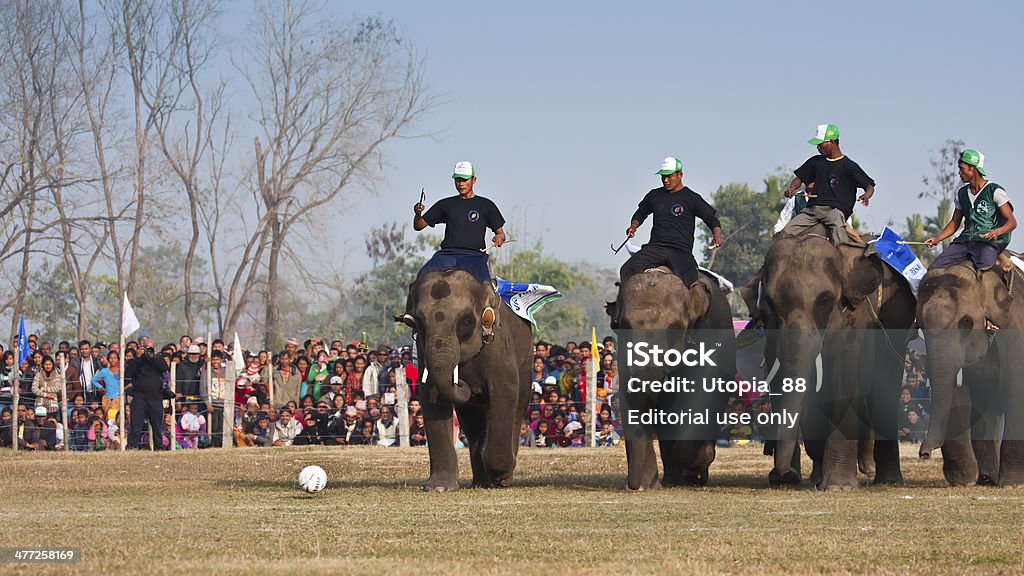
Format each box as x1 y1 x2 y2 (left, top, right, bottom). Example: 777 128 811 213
873 226 927 296
16 315 29 366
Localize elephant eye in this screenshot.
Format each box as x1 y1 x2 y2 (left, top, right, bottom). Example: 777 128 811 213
813 294 835 326
456 313 475 342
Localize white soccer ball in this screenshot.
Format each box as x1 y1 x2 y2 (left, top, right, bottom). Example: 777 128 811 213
298 465 327 493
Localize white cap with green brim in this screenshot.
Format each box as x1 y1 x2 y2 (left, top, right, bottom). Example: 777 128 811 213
808 123 840 146
452 161 474 179
960 149 987 177
656 157 683 175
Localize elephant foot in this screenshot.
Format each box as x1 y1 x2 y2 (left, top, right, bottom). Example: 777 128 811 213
819 474 859 491
423 475 459 492
977 473 998 487
682 469 709 487
870 471 905 486
768 469 801 488
808 462 824 487
627 477 662 491
997 470 1024 488
858 458 875 476
942 467 977 487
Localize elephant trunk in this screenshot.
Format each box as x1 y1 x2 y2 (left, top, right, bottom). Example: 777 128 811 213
425 335 471 405
773 329 823 475
919 330 965 457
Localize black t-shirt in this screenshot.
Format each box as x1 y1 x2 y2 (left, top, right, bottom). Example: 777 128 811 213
631 187 721 252
794 155 875 219
422 195 505 250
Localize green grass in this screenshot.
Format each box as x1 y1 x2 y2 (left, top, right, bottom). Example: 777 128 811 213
0 444 1022 575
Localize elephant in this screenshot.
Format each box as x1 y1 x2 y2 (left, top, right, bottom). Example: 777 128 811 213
917 262 1024 487
607 268 736 490
755 226 916 490
399 269 533 491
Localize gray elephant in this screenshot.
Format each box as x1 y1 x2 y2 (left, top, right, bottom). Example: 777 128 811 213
607 268 736 490
399 269 533 491
917 263 1024 487
756 228 916 490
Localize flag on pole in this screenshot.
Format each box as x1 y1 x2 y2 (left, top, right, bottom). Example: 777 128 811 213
872 226 927 296
233 332 244 376
16 315 29 366
122 292 141 337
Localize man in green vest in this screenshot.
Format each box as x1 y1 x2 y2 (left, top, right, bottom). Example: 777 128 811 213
926 149 1016 270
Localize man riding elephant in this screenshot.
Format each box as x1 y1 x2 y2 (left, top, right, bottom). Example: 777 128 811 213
619 156 723 290
781 123 876 246
925 149 1016 270
413 161 506 282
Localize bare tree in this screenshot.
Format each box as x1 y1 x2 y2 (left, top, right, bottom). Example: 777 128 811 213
150 0 225 333
227 0 434 349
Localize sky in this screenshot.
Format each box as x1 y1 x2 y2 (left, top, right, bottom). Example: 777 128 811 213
227 1 1024 277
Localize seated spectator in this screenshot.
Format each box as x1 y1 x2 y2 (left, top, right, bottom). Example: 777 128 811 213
410 414 427 446
67 409 90 452
23 406 59 451
250 412 274 447
898 408 928 444
294 413 323 445
534 420 554 448
596 422 620 446
563 420 584 447
271 408 302 446
899 386 928 421
351 419 377 446
86 416 108 451
408 398 421 424
0 407 13 448
376 406 399 447
179 403 206 449
519 421 536 447
335 406 360 445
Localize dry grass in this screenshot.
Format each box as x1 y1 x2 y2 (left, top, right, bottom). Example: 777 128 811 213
1 444 1022 575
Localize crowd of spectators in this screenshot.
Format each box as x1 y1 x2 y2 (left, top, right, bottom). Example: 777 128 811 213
0 330 934 451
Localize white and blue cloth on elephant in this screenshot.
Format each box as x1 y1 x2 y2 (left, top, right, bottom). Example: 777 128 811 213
417 248 491 283
493 277 562 326
871 226 926 297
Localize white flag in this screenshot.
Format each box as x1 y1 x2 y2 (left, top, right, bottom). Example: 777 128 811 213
122 292 141 337
233 332 244 376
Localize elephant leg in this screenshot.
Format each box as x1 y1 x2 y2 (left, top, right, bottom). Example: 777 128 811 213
483 380 521 487
456 405 489 487
820 334 861 490
872 440 904 485
821 439 859 490
999 441 1024 487
659 439 684 487
681 441 715 486
858 437 875 476
626 427 660 490
769 439 801 486
938 384 979 486
422 398 460 492
805 439 827 487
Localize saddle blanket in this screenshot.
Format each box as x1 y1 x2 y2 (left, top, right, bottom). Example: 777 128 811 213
493 277 562 326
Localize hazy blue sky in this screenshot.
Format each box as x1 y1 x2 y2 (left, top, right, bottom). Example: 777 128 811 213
233 1 1024 277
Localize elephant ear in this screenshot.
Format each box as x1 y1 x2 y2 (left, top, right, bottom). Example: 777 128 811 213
839 246 883 307
981 268 1012 328
686 278 713 328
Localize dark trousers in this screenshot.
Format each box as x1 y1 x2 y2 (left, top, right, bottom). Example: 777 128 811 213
417 248 491 283
619 244 699 286
930 241 999 270
129 396 167 450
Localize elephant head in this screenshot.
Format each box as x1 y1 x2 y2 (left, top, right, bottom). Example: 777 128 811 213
916 265 994 456
398 269 501 405
609 269 712 332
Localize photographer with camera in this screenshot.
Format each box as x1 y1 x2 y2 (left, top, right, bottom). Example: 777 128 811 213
125 345 172 450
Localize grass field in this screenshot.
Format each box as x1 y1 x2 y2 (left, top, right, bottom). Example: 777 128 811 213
1 444 1022 575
